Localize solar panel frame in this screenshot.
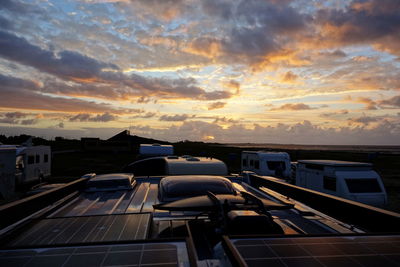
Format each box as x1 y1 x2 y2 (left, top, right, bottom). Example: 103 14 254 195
226 234 400 267
3 213 153 248
0 239 192 267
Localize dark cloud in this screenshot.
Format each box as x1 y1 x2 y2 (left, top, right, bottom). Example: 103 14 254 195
270 103 315 111
316 0 400 55
379 95 400 108
348 116 380 125
0 0 35 14
20 119 38 125
0 30 118 81
201 0 232 20
0 111 37 125
0 31 234 101
0 16 12 30
213 117 239 124
0 74 126 113
187 0 308 66
208 102 226 110
318 49 347 58
4 112 29 119
159 114 191 121
0 73 39 90
69 112 118 122
356 97 378 110
320 110 349 118
131 112 157 119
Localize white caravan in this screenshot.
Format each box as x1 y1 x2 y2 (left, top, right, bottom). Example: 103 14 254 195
241 151 291 179
0 145 51 186
124 156 228 176
295 160 387 207
139 144 174 157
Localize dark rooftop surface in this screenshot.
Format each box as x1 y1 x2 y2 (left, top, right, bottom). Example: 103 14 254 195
298 159 372 167
1 175 399 266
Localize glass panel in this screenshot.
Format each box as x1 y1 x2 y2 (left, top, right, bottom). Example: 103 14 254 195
345 179 381 193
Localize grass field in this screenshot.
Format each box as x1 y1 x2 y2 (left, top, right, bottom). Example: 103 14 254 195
50 142 400 213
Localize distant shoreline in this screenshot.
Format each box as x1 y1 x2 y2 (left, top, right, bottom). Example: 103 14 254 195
221 143 400 153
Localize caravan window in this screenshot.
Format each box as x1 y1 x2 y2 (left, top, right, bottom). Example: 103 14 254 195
254 160 260 169
323 176 336 191
345 179 381 193
242 159 247 167
305 164 324 170
267 161 286 171
28 155 35 164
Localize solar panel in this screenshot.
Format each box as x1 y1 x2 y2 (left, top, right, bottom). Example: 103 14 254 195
7 213 151 247
229 235 400 267
0 241 189 267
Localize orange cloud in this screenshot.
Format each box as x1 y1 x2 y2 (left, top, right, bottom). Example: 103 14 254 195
184 37 223 60
280 71 298 83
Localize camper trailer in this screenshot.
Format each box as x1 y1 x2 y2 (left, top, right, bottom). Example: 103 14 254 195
241 151 291 179
0 145 51 184
139 144 174 157
295 159 387 206
0 145 51 199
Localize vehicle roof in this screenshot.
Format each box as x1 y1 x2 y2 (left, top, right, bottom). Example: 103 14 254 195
242 151 289 157
1 174 399 266
89 173 134 182
298 159 372 167
165 156 223 163
140 143 173 147
165 157 228 175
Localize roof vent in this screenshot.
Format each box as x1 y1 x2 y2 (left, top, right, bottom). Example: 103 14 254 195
86 173 136 192
186 157 200 161
158 175 235 202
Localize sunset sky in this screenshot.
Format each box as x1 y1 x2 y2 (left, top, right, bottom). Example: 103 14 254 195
1 0 399 144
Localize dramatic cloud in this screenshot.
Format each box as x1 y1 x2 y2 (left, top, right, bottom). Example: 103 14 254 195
0 31 234 101
185 0 308 67
0 30 118 82
0 0 399 145
315 0 400 55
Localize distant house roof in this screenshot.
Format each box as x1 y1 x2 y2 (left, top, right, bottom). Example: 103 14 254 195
107 130 169 144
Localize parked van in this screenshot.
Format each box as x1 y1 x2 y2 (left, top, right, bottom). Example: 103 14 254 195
295 160 387 207
241 151 291 179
